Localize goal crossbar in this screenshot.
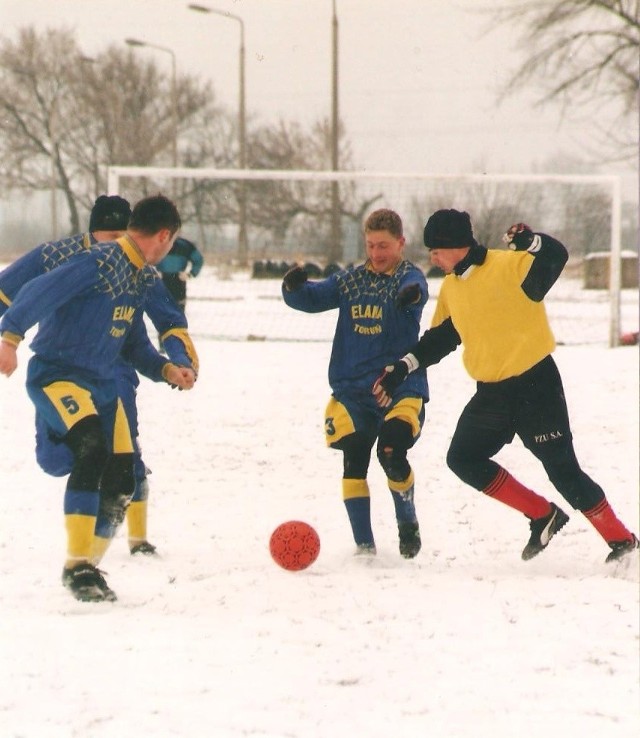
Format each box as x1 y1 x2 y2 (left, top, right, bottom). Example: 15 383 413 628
107 166 623 347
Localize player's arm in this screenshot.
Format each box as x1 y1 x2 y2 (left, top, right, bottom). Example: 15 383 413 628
395 268 428 310
0 243 50 316
503 223 568 302
372 318 460 408
0 255 97 377
188 244 204 278
281 265 340 313
122 311 195 390
0 255 96 343
143 277 199 373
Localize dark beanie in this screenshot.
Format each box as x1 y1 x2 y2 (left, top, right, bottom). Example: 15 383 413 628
423 209 477 249
88 195 131 232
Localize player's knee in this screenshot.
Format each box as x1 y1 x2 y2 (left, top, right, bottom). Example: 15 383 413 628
102 453 135 498
131 476 149 503
64 416 109 489
99 453 136 527
376 419 413 481
335 433 373 480
446 444 480 487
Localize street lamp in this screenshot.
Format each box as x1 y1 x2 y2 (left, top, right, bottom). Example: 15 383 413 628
188 3 248 266
330 0 341 263
125 38 178 170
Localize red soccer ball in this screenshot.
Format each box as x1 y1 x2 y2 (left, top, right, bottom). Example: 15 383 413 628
269 520 320 571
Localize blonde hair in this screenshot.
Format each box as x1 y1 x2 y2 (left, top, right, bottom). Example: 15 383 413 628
364 208 403 238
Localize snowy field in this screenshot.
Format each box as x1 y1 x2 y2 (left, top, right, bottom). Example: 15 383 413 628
0 267 638 738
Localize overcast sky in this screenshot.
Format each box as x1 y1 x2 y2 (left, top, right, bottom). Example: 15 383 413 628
1 0 636 190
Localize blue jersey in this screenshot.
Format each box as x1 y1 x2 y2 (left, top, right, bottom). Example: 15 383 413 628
283 260 429 401
156 237 204 277
0 236 166 383
0 232 198 379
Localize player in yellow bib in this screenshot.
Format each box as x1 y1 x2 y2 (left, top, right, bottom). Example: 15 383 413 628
374 210 637 564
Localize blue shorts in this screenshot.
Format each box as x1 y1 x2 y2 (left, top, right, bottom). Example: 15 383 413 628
26 357 138 478
324 389 425 447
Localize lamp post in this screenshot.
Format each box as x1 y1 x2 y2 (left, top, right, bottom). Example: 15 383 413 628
188 3 248 266
125 38 178 171
329 0 341 263
48 98 59 237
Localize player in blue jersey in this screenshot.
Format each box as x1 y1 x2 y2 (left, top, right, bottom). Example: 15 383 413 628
0 195 196 602
373 210 638 564
0 194 199 559
282 209 428 558
156 236 204 311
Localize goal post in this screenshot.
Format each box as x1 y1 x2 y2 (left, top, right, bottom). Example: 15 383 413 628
107 166 624 347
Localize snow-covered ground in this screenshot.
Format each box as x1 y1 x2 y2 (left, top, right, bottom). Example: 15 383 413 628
0 268 638 738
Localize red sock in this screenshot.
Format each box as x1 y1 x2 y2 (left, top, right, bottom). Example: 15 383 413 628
483 468 551 519
583 499 633 543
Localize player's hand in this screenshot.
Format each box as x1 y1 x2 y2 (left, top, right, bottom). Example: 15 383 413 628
282 265 308 292
178 271 190 282
396 283 422 308
0 341 18 377
372 361 409 408
166 365 196 390
503 223 534 251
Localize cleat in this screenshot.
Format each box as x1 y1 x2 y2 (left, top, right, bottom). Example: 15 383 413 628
522 503 569 560
605 534 639 563
354 543 377 556
130 540 158 556
62 563 117 602
398 520 421 559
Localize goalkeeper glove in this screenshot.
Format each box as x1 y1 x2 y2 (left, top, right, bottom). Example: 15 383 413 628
372 355 418 408
283 265 308 292
395 283 422 309
502 223 536 251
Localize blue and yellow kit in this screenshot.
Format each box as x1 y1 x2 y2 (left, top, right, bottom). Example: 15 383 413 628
0 233 198 477
0 232 197 376
0 236 167 380
282 259 429 402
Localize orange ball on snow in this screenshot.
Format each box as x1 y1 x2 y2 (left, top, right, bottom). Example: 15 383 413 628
269 520 320 571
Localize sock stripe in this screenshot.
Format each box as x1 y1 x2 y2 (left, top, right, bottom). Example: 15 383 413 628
583 498 608 518
484 468 508 498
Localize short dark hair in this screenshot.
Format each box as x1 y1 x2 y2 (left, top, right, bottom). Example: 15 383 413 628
129 194 181 236
364 208 403 238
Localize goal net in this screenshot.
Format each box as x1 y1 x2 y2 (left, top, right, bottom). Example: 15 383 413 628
107 166 627 346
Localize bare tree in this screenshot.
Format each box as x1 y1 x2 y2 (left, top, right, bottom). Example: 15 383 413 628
0 26 365 261
492 0 639 162
242 117 379 260
0 27 217 234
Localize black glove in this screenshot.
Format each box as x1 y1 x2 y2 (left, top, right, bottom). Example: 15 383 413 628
372 361 410 408
396 283 422 308
283 265 308 292
503 223 534 251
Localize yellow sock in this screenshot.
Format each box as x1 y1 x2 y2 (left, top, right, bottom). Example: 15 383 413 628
388 470 415 496
90 535 113 566
127 499 148 543
64 513 96 568
342 478 370 500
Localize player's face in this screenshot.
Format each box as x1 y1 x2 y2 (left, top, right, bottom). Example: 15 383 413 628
365 230 405 274
429 247 469 274
146 229 178 265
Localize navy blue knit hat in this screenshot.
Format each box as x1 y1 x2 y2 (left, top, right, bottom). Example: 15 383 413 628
423 209 478 249
89 195 131 232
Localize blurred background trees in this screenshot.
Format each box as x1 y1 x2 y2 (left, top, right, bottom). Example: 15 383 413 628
493 0 639 163
0 2 637 262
